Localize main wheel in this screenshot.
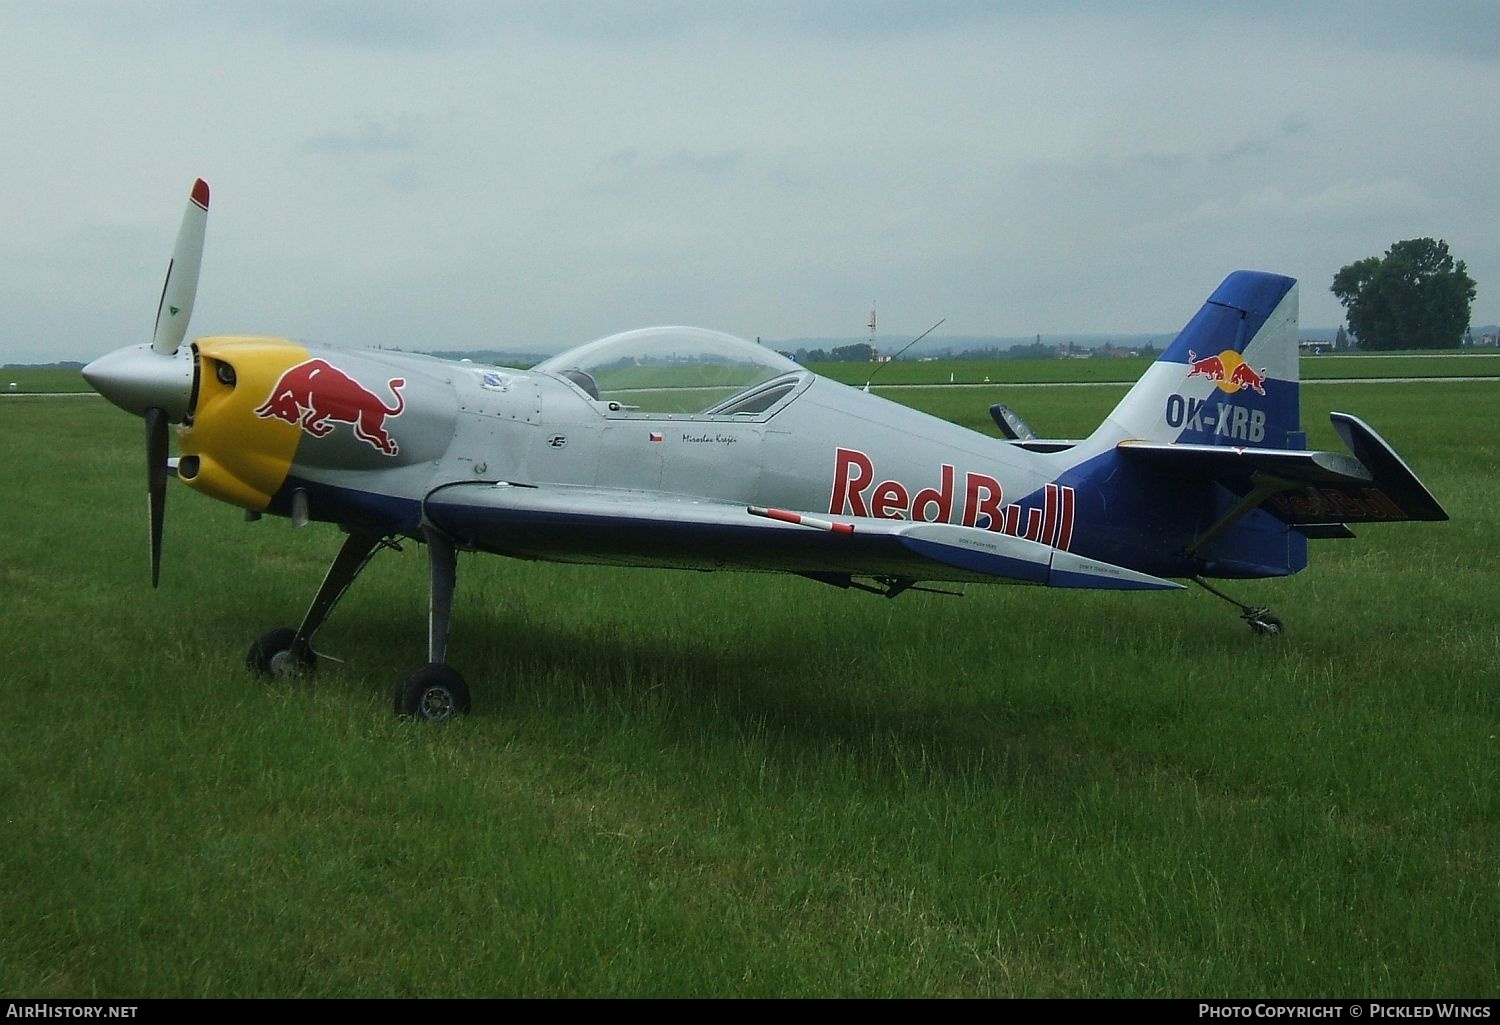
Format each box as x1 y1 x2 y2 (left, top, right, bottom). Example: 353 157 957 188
395 663 472 722
246 627 316 678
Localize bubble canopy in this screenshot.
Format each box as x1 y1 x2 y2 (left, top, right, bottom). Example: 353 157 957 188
533 327 805 414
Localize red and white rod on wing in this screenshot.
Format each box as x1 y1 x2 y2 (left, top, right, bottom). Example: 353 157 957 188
747 506 855 535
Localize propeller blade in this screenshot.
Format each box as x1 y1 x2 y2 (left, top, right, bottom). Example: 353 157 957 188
146 406 168 587
151 178 210 356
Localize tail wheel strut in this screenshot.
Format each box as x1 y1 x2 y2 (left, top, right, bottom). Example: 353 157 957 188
1191 576 1284 636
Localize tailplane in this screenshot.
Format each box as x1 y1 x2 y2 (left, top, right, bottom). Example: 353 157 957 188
1068 270 1445 585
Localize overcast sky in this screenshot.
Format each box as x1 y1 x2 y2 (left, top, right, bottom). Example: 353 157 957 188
4 1 1497 364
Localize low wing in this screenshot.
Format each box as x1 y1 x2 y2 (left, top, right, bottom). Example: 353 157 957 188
423 482 1181 591
1118 412 1448 529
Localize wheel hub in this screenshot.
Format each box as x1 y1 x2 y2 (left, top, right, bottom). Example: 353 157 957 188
419 686 455 721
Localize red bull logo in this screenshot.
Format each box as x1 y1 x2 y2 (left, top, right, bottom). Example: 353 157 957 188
1228 361 1267 395
1186 350 1268 396
254 358 406 455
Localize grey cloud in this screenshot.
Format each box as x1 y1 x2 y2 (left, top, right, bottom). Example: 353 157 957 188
595 147 749 184
301 118 421 156
659 149 747 177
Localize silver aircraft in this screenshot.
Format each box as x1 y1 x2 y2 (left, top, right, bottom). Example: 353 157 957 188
84 180 1447 720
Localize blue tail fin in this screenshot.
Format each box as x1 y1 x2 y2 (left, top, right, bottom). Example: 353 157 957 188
1096 271 1301 450
1062 271 1305 579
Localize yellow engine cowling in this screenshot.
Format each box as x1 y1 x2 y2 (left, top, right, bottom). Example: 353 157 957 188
176 336 308 511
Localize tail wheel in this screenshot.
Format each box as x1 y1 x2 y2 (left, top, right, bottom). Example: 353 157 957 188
246 627 316 678
396 663 471 722
1246 611 1284 637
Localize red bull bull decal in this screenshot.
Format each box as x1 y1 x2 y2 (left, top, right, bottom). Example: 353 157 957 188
1186 349 1268 396
829 447 1075 549
254 358 406 455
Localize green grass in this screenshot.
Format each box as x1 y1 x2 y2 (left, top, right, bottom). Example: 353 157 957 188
5 351 1494 395
0 375 1495 997
810 352 1500 387
1 366 91 393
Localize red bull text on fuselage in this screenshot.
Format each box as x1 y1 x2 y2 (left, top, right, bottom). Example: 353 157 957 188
829 447 1076 550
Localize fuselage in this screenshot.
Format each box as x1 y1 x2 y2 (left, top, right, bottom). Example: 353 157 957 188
171 328 1282 583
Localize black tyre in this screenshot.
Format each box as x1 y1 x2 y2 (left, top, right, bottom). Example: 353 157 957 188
1248 612 1284 637
395 663 472 722
246 627 316 678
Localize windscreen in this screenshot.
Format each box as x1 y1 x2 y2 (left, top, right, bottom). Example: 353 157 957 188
534 327 803 414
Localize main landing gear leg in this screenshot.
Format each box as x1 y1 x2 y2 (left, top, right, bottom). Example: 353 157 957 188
1192 576 1284 636
393 528 472 722
246 529 390 677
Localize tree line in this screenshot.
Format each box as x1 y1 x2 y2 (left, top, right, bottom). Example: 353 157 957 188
781 237 1482 362
1332 238 1477 350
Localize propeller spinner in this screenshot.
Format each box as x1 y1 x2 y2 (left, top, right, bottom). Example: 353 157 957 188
82 178 210 586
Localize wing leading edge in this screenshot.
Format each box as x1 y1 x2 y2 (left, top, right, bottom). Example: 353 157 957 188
423 482 1180 591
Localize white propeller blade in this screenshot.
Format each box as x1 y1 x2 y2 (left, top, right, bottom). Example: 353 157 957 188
151 178 210 356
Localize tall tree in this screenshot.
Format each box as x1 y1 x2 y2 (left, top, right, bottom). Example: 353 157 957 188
1331 238 1477 350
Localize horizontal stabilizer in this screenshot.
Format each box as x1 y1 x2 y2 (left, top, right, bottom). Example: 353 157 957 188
989 401 1080 451
1328 413 1447 521
1299 523 1357 540
1118 413 1447 526
989 402 1037 441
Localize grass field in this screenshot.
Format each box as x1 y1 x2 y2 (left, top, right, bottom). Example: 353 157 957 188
0 374 1495 997
7 349 1499 395
1 367 93 393
811 352 1500 387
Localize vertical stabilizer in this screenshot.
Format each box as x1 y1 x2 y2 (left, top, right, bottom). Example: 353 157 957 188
1095 271 1300 450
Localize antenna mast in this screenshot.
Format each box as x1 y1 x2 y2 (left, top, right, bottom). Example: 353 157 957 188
862 316 945 392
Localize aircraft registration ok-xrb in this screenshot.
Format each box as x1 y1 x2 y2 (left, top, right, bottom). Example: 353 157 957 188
84 180 1448 721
